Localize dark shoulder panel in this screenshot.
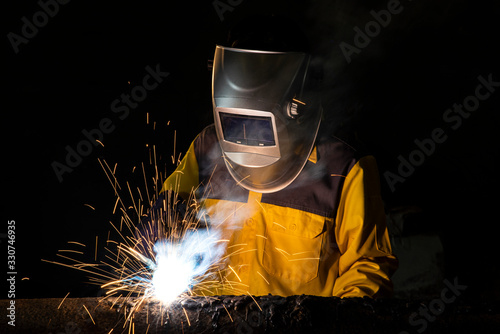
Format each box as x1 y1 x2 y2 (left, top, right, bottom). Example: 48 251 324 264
261 136 361 217
194 125 362 213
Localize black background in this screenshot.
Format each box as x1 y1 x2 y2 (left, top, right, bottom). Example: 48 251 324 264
4 0 500 300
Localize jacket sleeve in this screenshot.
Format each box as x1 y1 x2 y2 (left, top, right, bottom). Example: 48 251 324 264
161 137 200 200
332 155 398 298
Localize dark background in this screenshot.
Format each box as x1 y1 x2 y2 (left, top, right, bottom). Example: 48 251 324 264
4 0 499 301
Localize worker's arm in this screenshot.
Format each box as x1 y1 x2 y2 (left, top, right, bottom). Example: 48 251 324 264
332 155 398 298
161 138 200 200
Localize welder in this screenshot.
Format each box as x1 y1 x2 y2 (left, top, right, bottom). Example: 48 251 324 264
152 16 397 298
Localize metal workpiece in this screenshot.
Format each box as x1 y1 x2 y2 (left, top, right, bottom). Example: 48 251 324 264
2 295 499 333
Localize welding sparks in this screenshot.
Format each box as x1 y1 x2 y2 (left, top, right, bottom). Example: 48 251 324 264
57 292 70 309
44 142 247 332
43 111 266 333
83 304 96 325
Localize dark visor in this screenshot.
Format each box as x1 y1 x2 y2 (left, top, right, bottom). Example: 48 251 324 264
220 112 275 146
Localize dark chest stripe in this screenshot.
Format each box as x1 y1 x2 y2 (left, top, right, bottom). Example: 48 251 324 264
194 125 360 217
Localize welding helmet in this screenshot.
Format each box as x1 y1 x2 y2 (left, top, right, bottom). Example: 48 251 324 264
212 45 322 193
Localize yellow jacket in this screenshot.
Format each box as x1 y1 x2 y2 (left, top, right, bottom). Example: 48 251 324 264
161 125 397 298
